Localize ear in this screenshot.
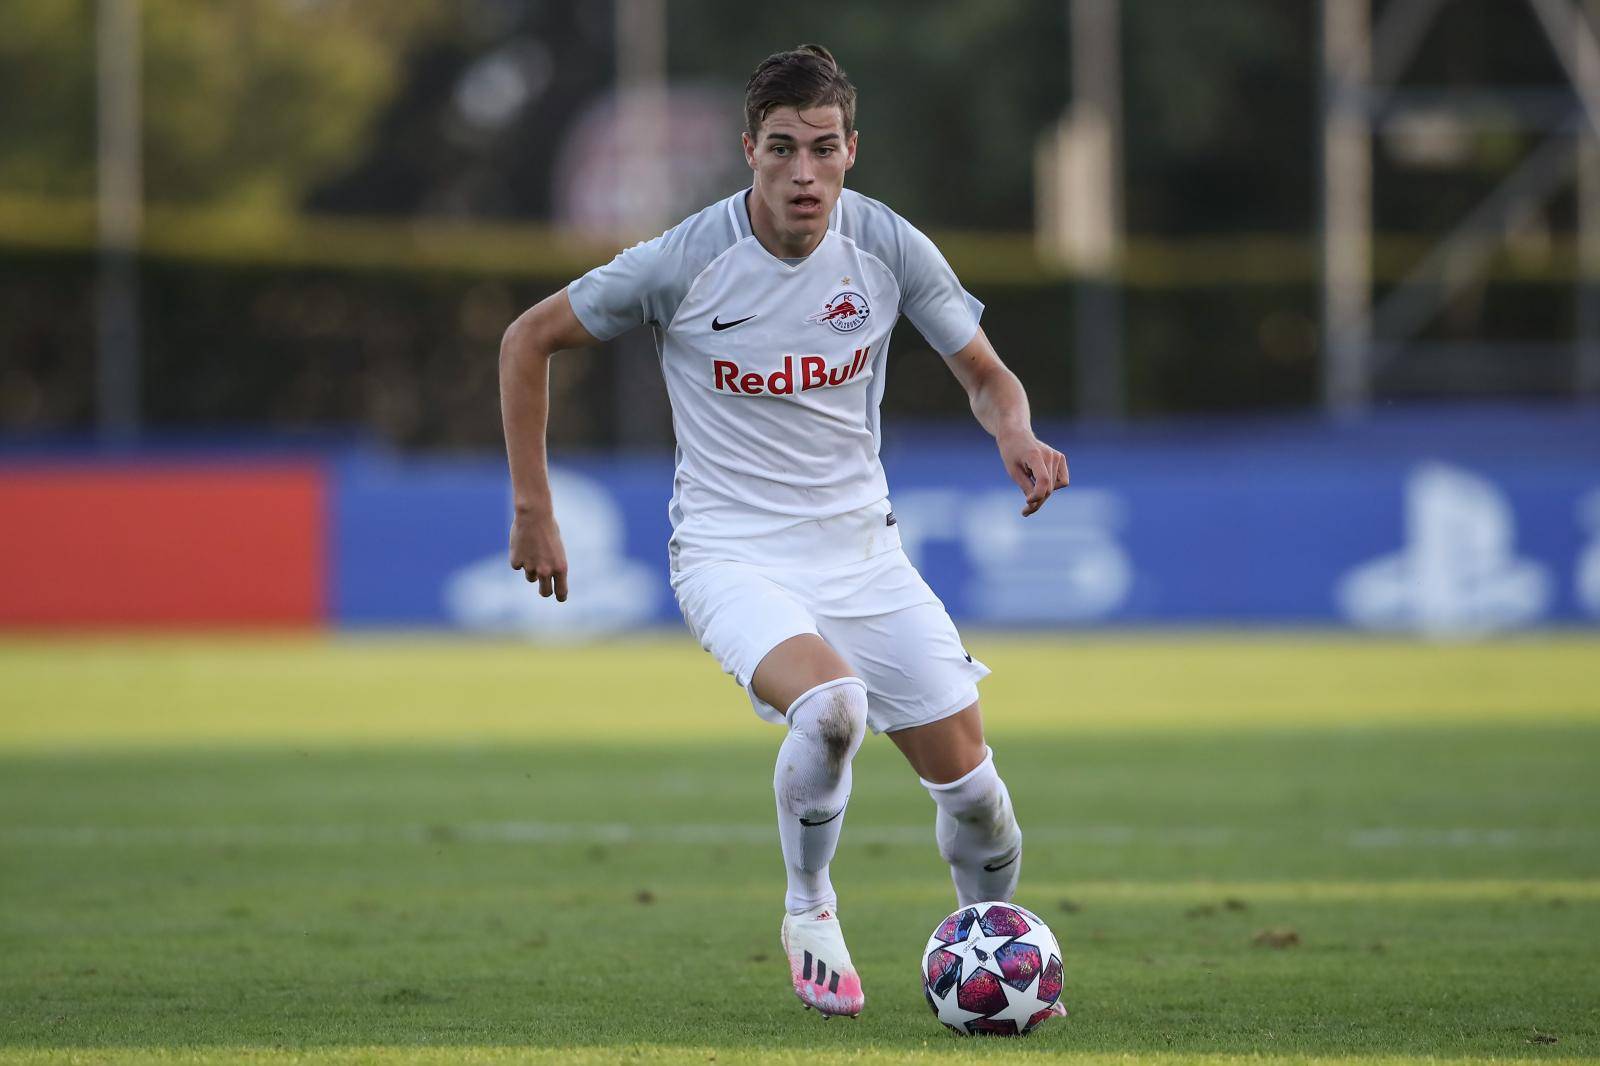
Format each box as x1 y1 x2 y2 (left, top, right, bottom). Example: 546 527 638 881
742 131 758 171
844 129 859 171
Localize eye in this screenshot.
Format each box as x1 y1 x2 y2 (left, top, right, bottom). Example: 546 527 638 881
771 145 791 156
816 147 834 157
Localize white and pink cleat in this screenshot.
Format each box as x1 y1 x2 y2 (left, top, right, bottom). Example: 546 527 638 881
780 903 865 1018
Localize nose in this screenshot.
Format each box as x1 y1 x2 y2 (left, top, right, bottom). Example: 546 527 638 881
793 154 815 185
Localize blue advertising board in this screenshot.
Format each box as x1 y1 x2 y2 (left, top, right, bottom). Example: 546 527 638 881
332 406 1600 635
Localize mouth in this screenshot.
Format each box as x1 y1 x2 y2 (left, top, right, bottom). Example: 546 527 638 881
790 194 823 214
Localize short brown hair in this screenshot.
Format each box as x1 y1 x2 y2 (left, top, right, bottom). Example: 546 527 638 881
744 44 856 136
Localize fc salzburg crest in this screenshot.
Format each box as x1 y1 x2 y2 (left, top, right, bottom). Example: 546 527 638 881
807 290 870 333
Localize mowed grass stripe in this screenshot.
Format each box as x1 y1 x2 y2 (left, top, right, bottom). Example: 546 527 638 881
4 821 1596 852
0 1051 1586 1066
1 634 1597 751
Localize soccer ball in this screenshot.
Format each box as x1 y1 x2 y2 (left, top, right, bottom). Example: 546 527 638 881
921 900 1063 1036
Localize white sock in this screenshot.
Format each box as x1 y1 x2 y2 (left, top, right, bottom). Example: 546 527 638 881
922 746 1023 907
774 677 868 915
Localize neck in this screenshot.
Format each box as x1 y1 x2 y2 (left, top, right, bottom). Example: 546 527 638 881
747 188 826 259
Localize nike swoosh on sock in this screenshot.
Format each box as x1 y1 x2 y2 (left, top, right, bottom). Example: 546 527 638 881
798 807 844 828
982 851 1020 872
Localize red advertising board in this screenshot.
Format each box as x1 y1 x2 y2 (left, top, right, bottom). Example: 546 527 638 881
0 463 326 626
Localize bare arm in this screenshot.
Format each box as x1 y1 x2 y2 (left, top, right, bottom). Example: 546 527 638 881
943 327 1070 516
499 287 601 601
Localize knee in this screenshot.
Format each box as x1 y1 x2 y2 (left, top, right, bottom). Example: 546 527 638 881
788 676 869 771
925 748 1021 847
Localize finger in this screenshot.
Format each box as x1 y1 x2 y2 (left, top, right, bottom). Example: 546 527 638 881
538 573 553 598
1054 452 1071 488
1025 456 1054 504
1007 459 1034 494
554 570 569 603
521 563 539 583
1026 456 1060 516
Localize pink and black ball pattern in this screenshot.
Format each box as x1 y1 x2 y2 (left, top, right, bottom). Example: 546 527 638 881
921 901 1064 1036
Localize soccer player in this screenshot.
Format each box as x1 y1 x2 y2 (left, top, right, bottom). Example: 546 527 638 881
500 44 1070 1019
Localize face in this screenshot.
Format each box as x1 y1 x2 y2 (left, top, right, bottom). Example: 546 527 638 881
742 105 857 248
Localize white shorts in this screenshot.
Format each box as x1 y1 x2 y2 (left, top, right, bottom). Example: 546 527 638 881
670 547 990 733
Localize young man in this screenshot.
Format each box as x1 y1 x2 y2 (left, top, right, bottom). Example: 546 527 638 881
500 44 1069 1018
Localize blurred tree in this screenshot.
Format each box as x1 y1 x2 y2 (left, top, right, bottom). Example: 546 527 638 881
1 0 1575 235
0 0 443 210
667 0 1313 233
666 0 1068 231
0 1 96 198
307 0 1312 233
306 2 616 219
1122 0 1313 234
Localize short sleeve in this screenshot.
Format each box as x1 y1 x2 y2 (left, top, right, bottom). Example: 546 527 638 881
897 220 984 357
567 236 670 342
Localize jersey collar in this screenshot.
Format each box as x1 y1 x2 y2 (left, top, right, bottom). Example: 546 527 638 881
729 188 843 269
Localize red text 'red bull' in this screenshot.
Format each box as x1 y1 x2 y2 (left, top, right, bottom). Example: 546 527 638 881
712 346 872 395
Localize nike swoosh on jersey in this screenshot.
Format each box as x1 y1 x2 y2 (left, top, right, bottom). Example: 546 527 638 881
711 314 757 331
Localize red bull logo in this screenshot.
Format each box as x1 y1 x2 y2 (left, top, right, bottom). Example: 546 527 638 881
711 347 871 395
806 290 871 333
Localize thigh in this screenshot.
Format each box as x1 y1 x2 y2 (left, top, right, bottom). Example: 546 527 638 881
750 634 856 719
671 562 821 726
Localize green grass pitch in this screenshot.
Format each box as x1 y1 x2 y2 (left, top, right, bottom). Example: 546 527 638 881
1 633 1597 1065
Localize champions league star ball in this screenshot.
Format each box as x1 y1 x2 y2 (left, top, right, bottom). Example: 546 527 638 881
921 901 1064 1036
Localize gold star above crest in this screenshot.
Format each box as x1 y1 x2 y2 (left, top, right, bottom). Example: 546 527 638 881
841 276 851 285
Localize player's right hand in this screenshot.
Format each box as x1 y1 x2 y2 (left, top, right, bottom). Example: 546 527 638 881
509 511 569 602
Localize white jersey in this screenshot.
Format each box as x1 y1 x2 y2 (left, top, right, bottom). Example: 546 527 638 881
568 188 982 572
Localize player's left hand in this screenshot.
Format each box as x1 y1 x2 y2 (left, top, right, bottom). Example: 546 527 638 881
998 433 1070 516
